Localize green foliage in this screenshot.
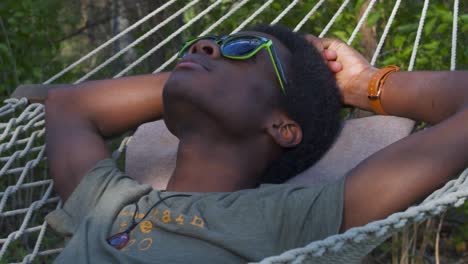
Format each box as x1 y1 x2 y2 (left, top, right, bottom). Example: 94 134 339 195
377 1 467 70
0 0 81 97
1 0 466 94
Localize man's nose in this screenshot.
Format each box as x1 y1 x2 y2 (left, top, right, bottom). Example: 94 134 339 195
188 39 221 58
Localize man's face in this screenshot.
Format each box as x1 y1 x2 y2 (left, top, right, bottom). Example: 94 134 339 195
163 31 291 139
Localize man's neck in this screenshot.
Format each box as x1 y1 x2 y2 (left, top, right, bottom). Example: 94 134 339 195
164 138 269 193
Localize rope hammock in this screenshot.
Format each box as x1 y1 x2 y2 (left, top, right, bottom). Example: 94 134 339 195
0 0 466 263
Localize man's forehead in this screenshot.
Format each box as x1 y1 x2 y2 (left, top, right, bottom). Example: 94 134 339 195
237 30 291 64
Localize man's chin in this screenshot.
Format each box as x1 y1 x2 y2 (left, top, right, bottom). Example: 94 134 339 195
162 73 205 120
163 69 211 100
164 72 193 100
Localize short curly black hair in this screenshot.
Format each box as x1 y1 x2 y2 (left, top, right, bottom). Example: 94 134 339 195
248 24 342 184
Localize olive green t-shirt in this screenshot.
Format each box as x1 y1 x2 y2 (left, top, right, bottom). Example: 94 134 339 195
46 159 345 263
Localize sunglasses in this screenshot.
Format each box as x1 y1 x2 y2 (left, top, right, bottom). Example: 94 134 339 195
177 35 288 94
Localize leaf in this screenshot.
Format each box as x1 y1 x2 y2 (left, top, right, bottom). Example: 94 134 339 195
415 57 428 66
434 7 452 23
397 24 418 34
331 30 347 40
393 35 405 49
402 46 413 57
462 24 468 33
382 56 397 65
424 18 437 37
0 43 9 54
461 14 468 23
422 41 440 51
14 11 24 18
32 67 42 79
272 2 281 9
436 23 449 34
367 11 380 27
354 0 366 11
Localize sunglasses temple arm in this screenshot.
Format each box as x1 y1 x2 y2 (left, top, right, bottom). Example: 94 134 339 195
267 46 287 94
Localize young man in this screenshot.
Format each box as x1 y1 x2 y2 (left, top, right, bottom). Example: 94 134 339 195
45 25 468 263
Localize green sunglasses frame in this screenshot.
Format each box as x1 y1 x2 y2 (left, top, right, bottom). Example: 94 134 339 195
178 35 288 94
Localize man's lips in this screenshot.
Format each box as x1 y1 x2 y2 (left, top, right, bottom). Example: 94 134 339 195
175 58 209 71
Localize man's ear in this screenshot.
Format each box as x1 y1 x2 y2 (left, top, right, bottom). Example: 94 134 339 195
265 113 302 148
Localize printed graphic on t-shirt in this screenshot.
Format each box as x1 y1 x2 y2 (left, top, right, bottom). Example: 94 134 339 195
116 206 206 251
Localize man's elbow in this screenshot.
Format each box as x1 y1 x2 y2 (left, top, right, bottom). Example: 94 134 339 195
45 88 82 120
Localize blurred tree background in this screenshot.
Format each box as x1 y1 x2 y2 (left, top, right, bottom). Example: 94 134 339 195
0 0 467 263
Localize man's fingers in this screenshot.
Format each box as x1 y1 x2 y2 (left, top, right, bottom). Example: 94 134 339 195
328 61 343 73
323 49 337 61
305 34 324 51
320 37 345 50
306 35 344 73
305 34 319 44
319 38 333 49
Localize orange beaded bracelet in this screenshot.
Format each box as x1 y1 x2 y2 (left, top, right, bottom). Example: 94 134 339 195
368 65 400 115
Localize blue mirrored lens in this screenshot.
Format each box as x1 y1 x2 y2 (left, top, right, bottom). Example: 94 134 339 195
223 38 262 56
107 232 129 249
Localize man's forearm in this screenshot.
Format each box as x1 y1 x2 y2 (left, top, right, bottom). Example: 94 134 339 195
45 72 170 200
315 37 468 231
357 71 468 124
49 72 171 138
341 70 468 231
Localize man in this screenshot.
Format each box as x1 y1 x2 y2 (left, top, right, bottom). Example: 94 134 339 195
45 24 468 263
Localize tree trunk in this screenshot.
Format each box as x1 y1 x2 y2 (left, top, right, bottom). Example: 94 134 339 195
112 0 137 67
358 0 377 61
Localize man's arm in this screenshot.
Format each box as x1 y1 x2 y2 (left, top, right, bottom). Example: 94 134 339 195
343 71 468 231
313 38 468 231
45 73 170 201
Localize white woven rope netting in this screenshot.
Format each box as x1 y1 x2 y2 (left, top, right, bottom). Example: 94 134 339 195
0 0 465 263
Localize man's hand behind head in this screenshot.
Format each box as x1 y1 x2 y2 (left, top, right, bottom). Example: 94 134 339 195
305 35 342 73
305 35 376 111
